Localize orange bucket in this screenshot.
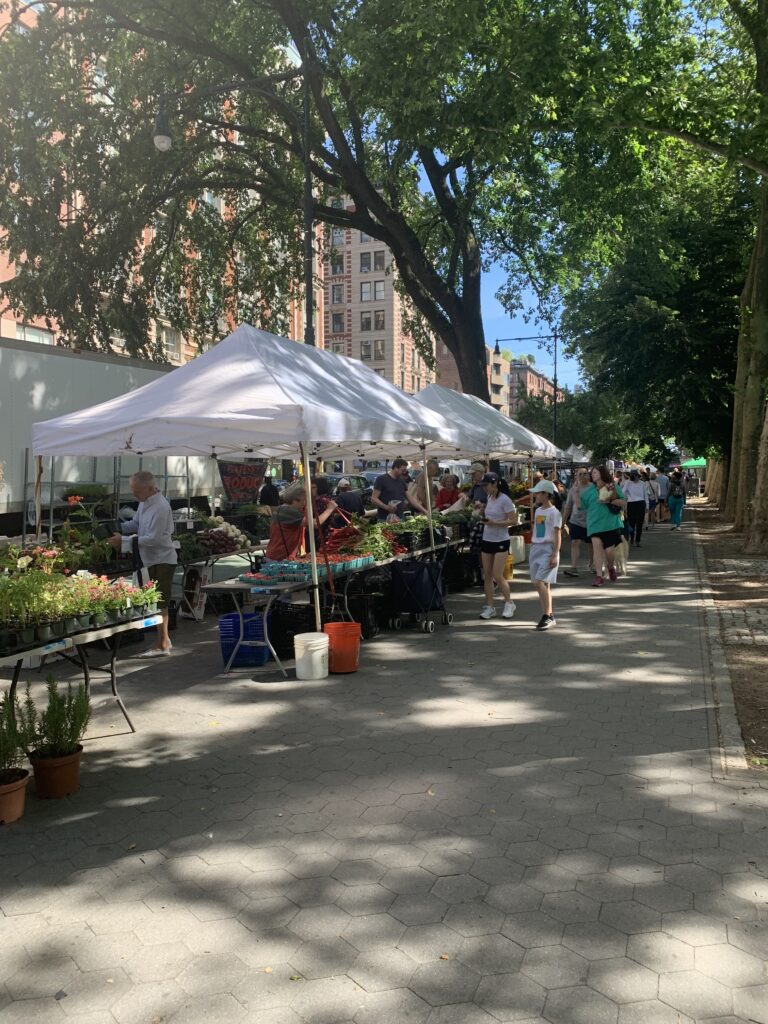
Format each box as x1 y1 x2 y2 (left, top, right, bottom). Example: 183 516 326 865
323 622 362 673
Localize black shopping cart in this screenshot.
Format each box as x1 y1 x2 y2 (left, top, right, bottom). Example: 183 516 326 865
386 551 453 634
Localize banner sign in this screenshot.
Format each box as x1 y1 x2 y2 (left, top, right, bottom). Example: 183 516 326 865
217 460 265 504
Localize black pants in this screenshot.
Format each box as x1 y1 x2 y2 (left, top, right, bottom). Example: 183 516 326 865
627 501 646 544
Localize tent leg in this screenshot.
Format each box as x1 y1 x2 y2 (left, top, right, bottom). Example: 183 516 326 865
422 445 436 553
48 457 55 541
21 447 29 547
300 444 322 632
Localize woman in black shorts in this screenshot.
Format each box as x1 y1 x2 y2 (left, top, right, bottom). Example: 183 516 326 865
478 473 519 620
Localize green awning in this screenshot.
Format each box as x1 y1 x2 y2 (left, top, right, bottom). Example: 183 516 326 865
680 457 706 468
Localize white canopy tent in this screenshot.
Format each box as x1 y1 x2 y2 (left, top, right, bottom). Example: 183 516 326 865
565 443 592 464
33 325 481 628
414 384 562 460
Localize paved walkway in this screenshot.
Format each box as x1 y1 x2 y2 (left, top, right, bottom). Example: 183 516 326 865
2 519 768 1024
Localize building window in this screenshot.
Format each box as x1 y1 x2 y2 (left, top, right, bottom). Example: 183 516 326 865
331 341 345 354
374 250 385 271
411 348 417 368
331 283 344 304
493 363 501 375
415 376 421 391
374 310 385 331
360 252 371 273
16 323 54 345
330 255 344 275
400 370 406 389
158 324 182 361
374 339 385 361
360 231 372 242
373 367 385 376
361 339 372 360
331 227 345 246
360 311 372 332
492 384 502 395
360 281 372 302
374 280 385 300
331 312 345 333
401 343 405 364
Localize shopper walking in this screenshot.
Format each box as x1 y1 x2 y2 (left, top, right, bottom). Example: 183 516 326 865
580 466 627 587
478 473 518 620
646 472 660 529
656 469 670 521
562 468 591 577
623 469 648 547
667 470 686 529
529 480 562 630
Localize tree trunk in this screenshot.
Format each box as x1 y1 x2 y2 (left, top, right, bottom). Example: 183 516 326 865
745 400 768 552
724 231 757 519
732 181 768 529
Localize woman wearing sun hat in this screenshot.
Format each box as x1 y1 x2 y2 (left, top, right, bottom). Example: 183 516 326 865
528 479 562 630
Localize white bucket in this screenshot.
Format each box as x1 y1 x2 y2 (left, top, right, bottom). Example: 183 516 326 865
294 631 329 680
509 534 526 564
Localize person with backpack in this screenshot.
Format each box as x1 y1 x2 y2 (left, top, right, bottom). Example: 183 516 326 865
667 471 686 530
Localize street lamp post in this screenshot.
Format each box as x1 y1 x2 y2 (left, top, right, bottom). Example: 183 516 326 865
495 330 559 443
153 66 315 346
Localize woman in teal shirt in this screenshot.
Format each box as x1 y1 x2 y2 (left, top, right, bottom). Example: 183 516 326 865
580 466 627 586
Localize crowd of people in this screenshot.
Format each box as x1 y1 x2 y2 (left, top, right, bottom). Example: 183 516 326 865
257 460 691 632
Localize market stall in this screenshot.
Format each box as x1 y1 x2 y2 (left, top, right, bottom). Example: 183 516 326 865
32 325 484 631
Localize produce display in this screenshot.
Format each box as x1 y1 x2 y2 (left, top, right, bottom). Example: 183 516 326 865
175 516 253 562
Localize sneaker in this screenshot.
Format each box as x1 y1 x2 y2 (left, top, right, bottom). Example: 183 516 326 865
563 568 579 577
502 601 516 619
608 567 618 582
592 575 605 587
536 614 555 630
479 606 496 620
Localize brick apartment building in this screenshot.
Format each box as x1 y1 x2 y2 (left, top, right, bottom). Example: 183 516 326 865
508 360 564 416
321 214 435 393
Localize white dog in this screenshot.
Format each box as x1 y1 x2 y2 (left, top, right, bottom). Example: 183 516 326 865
613 534 631 577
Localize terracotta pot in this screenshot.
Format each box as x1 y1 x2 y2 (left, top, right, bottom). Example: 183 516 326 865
0 769 29 824
30 746 83 799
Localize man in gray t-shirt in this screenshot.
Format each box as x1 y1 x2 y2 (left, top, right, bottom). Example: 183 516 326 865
372 459 410 520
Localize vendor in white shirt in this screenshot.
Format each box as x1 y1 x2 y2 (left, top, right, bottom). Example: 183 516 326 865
623 470 649 547
108 470 177 657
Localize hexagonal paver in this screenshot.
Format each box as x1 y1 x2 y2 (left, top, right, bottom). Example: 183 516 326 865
409 959 479 1006
695 944 767 988
609 856 665 885
485 883 542 915
424 1004 499 1024
663 910 727 947
457 934 525 975
728 921 768 960
520 945 589 989
723 872 768 903
617 999 693 1024
333 860 386 885
431 874 488 905
475 971 546 1021
122 941 194 984
627 931 694 973
290 938 359 980
501 911 564 949
543 984 618 1024
397 923 465 963
658 969 733 1020
444 900 505 937
470 859 525 886
598 901 661 935
505 842 557 867
56 967 133 1015
633 883 692 913
343 913 405 951
389 894 447 926
176 953 248 996
380 868 437 895
587 957 658 1003
286 854 341 879
348 948 415 991
664 863 722 892
6 957 81 1000
289 905 351 941
734 983 768 1024
353 986 431 1024
236 927 302 967
541 891 600 925
562 922 627 961
420 850 473 876
287 975 365 1024
284 877 346 908
336 884 394 917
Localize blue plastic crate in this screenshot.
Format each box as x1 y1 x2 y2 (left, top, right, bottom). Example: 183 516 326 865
218 611 271 667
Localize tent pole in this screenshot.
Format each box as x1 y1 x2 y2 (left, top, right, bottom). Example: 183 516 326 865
48 457 55 541
34 456 43 540
209 453 217 517
422 446 436 553
300 443 322 632
21 447 29 548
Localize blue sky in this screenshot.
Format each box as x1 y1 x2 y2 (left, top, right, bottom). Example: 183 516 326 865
481 263 583 390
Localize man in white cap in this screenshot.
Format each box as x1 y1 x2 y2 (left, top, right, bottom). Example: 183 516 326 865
335 478 364 517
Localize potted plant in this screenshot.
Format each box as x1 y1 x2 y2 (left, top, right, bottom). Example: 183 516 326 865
0 690 32 823
140 580 160 615
0 577 17 655
17 679 91 799
8 575 36 647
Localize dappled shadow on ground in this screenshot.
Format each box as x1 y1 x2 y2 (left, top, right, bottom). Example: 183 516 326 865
2 515 768 1024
